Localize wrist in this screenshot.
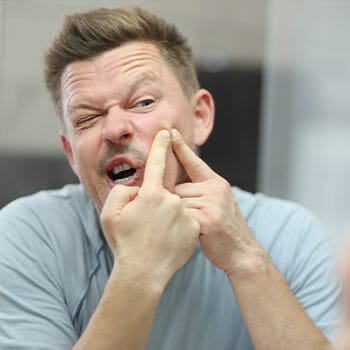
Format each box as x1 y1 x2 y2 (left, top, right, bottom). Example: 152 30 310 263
111 259 170 299
226 245 270 283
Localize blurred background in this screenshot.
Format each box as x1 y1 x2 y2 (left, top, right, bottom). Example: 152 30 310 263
0 0 349 240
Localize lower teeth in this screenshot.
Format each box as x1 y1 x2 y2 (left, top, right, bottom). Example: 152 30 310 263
114 176 132 184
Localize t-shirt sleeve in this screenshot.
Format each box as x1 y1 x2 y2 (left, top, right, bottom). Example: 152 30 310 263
283 209 341 342
0 201 77 349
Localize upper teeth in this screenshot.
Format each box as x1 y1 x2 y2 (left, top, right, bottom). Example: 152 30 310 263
112 163 132 175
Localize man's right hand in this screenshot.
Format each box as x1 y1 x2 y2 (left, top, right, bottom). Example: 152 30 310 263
75 131 199 350
100 129 200 287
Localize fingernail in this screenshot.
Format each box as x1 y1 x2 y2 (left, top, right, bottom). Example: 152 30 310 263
171 128 180 139
159 129 170 139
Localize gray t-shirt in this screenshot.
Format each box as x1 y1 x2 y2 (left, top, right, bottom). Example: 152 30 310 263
0 184 340 349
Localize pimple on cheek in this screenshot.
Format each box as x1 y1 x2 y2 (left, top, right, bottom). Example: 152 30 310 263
158 122 172 132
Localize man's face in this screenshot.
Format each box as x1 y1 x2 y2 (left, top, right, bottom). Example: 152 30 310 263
60 41 204 212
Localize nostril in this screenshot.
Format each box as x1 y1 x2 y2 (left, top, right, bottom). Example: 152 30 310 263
103 130 133 145
120 133 132 140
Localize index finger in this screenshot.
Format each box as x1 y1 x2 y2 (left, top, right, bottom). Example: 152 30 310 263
171 129 216 182
141 129 171 190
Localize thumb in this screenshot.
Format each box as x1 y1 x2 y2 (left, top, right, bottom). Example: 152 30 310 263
101 185 139 220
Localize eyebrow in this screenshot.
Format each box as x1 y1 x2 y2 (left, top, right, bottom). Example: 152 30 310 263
68 101 97 114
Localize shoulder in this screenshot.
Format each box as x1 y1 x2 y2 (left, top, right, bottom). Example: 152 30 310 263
1 184 91 218
0 184 95 232
0 184 104 314
233 188 341 339
233 186 314 224
233 186 321 237
0 184 101 272
233 187 332 276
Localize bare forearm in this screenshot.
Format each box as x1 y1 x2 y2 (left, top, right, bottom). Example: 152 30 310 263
229 251 333 350
73 264 165 350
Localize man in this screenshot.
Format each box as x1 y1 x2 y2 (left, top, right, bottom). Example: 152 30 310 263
0 6 340 350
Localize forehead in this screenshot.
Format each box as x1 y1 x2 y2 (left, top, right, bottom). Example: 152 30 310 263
60 41 184 119
61 41 169 87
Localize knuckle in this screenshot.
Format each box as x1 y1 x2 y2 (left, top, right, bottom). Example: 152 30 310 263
213 178 232 197
100 211 114 231
224 180 232 195
142 190 162 203
216 177 230 189
100 207 110 224
188 158 203 171
222 179 232 191
169 193 182 207
141 188 168 205
109 183 126 198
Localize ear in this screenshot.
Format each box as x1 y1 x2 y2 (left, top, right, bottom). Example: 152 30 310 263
60 133 78 175
191 89 215 146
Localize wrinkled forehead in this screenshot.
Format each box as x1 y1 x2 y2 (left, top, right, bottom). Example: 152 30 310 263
61 43 165 99
61 41 164 85
59 41 186 120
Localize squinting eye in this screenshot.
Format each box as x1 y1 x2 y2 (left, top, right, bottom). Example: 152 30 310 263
76 114 101 127
136 99 154 107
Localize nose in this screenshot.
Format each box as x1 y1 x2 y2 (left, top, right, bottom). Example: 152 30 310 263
102 107 134 145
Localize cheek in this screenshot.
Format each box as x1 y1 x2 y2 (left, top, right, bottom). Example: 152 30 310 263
71 134 100 172
136 115 172 150
171 113 194 142
142 113 173 133
146 101 193 131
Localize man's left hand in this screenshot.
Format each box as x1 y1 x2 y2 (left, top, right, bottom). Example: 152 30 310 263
171 129 258 277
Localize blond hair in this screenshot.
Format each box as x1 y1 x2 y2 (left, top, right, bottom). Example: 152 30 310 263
44 6 199 126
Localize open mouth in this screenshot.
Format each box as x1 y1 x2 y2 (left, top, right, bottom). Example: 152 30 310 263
107 163 137 184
